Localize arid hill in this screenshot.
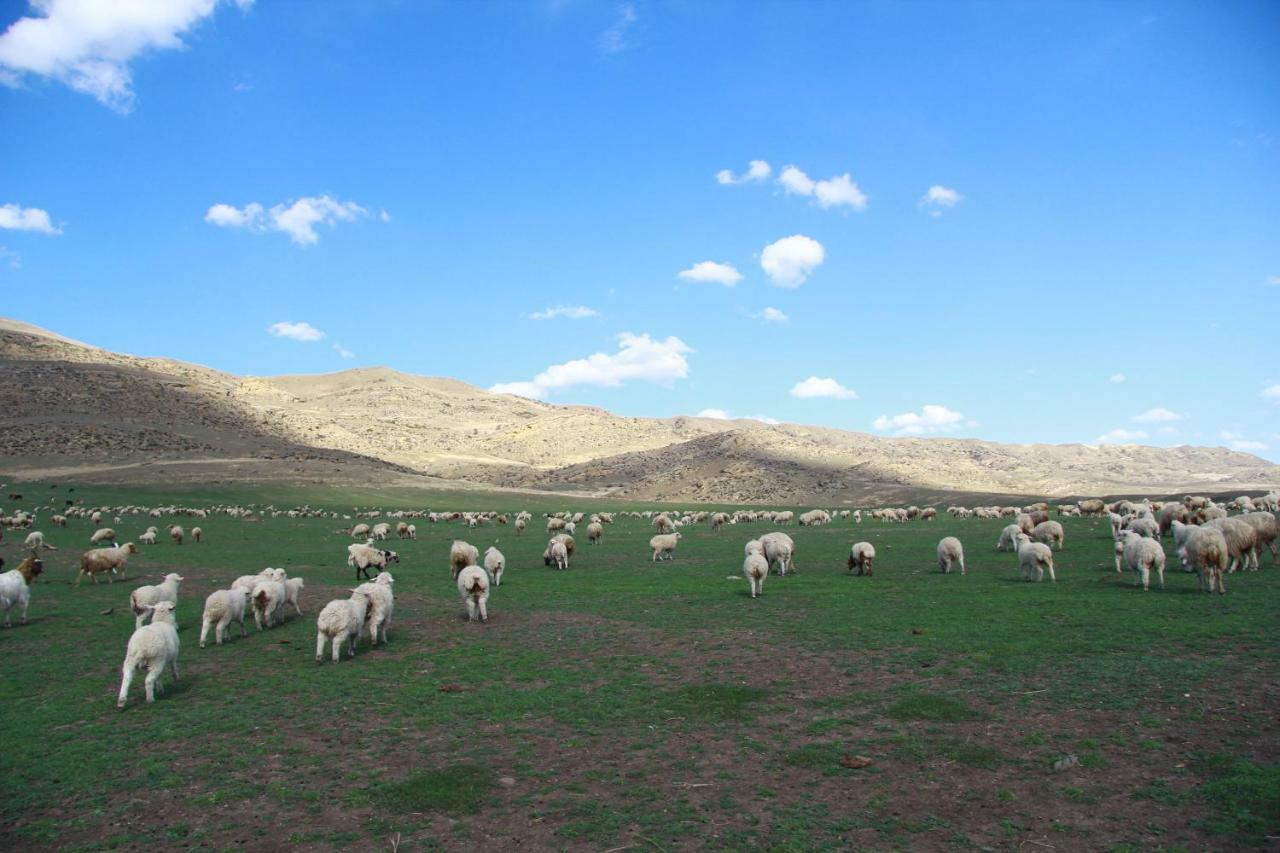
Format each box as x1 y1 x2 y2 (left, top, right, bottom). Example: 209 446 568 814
1 318 1276 502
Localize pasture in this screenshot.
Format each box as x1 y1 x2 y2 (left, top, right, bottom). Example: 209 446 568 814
1 484 1277 851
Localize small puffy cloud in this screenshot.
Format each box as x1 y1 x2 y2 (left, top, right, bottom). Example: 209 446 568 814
489 332 692 400
205 195 373 245
1260 383 1280 401
760 234 825 288
0 247 20 268
268 321 325 342
1221 430 1266 451
1132 407 1182 423
758 307 789 323
1266 275 1279 286
696 408 730 419
778 166 867 210
1095 428 1149 445
0 0 252 113
873 404 965 436
920 185 962 216
0 203 61 234
790 376 857 400
333 343 354 359
530 305 600 320
1109 373 1127 383
695 408 778 424
677 261 741 286
716 160 771 185
599 3 637 54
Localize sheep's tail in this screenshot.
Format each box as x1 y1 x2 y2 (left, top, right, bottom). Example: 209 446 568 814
254 589 270 611
129 592 145 615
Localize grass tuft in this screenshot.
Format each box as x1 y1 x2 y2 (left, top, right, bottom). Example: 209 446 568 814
380 764 493 814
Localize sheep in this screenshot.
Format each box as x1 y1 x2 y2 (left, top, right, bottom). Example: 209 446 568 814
936 537 966 575
76 543 138 585
1123 516 1159 540
710 512 729 532
760 532 796 576
1238 512 1278 564
743 553 768 598
348 543 400 581
117 601 180 708
350 523 371 539
1077 498 1106 516
231 568 275 594
284 577 306 615
515 518 527 535
23 531 55 550
649 532 682 562
587 521 604 544
450 540 480 579
457 564 490 622
1113 536 1125 574
355 572 395 646
199 588 251 646
169 525 184 545
1117 531 1166 591
191 526 203 544
130 573 185 629
549 540 569 570
847 542 876 576
1157 503 1189 536
546 517 567 534
1031 520 1064 550
138 529 157 545
1179 526 1229 594
251 569 289 630
542 534 577 566
396 521 410 538
484 546 506 586
315 589 372 662
996 524 1022 552
89 527 117 546
1014 513 1035 535
744 539 764 557
0 554 43 626
1108 513 1124 538
1013 533 1055 582
370 522 391 541
406 524 417 539
1204 517 1259 573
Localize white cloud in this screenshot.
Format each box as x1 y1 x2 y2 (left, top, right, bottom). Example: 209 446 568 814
696 408 730 419
778 166 867 210
599 3 637 54
205 195 372 245
1266 275 1279 286
530 305 600 321
1132 407 1182 423
1230 439 1268 451
268 321 324 342
920 185 962 215
332 343 354 359
758 307 789 323
677 261 741 286
873 404 965 436
695 408 778 424
1260 383 1280 401
0 0 252 113
1109 373 1127 383
0 203 61 234
0 247 20 268
489 332 692 400
716 159 771 185
790 376 857 400
760 234 825 288
1095 428 1149 445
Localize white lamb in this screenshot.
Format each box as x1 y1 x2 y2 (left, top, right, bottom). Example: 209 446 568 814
117 601 180 708
355 571 395 646
996 524 1022 551
251 568 289 630
649 532 682 562
457 565 490 622
742 553 768 598
1013 533 1055 582
284 577 305 616
130 573 184 629
937 537 966 575
760 532 795 575
847 542 876 576
484 546 506 586
1119 530 1166 591
549 540 569 570
199 588 251 646
315 589 371 663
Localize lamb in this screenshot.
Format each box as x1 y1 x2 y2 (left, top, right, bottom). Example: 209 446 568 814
542 534 577 566
1118 531 1166 590
0 553 43 626
744 539 764 557
936 537 966 575
1108 512 1124 538
130 573 185 629
315 589 372 662
1013 533 1055 582
549 539 569 570
847 542 876 576
284 577 306 615
355 572 395 645
117 600 180 708
348 543 400 581
996 524 1022 552
89 527 117 546
457 564 490 622
587 521 604 544
450 540 480 579
199 588 251 646
760 532 796 576
1204 517 1259 573
232 568 275 594
649 532 682 562
1031 520 1064 550
169 525 184 545
138 529 157 545
396 521 410 538
251 568 289 630
191 526 203 544
515 518 526 535
370 522 391 541
76 542 138 585
484 546 506 586
1179 526 1229 594
742 553 768 598
23 531 55 550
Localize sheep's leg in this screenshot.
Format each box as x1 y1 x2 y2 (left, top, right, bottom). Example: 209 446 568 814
135 612 146 631
478 595 488 623
239 616 248 638
332 635 343 662
1156 565 1165 590
171 658 180 681
1216 570 1226 594
200 619 211 648
144 668 159 703
315 632 326 662
117 662 135 708
1047 562 1056 583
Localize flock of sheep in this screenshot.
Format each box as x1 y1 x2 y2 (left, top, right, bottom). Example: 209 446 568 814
0 490 1275 709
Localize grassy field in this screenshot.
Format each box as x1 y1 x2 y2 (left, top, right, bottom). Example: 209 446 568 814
0 483 1277 851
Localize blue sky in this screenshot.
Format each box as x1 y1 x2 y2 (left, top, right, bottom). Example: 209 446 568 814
1 0 1277 458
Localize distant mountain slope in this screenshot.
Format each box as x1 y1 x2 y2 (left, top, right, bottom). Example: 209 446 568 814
1 318 1275 500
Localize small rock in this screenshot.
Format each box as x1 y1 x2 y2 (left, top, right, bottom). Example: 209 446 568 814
100 607 113 616
440 684 465 693
840 755 874 769
1053 754 1079 771
912 628 925 635
498 776 516 788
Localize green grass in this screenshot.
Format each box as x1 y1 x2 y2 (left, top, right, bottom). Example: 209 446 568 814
0 478 1275 849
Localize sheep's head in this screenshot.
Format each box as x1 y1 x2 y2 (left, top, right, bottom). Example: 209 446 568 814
149 601 177 623
165 573 185 584
383 550 400 563
123 542 139 554
376 572 394 585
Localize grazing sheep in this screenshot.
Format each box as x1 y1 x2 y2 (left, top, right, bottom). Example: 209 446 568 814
355 572 395 645
396 521 410 538
1109 513 1124 538
1113 536 1125 574
0 554 43 626
130 573 185 629
484 546 506 586
450 540 480 579
76 542 138 585
937 537 966 575
169 525 184 545
117 600 180 708
546 517 567 534
1013 533 1055 582
350 523 371 539
138 529 157 545
847 542 876 576
1238 512 1278 564
457 565 490 622
587 522 604 544
1031 520 1065 550
744 539 764 557
284 577 306 615
515 518 527 536
191 526 202 544
315 589 372 662
251 569 289 630
649 532 682 562
1179 527 1229 594
347 543 399 581
760 532 796 576
996 524 1022 552
89 527 117 546
370 522 391 541
743 553 768 598
1014 514 1035 535
1123 516 1159 540
542 534 577 566
1077 499 1106 516
1118 531 1166 591
549 540 569 570
199 588 251 647
1204 517 1259 573
23 531 55 550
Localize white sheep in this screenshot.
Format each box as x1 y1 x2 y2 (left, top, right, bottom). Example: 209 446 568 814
996 524 1021 552
587 522 604 544
1119 531 1166 591
130 573 185 629
1123 516 1160 540
450 540 480 579
315 589 372 662
117 601 180 708
89 527 117 546
231 568 274 594
23 531 54 550
936 537 965 575
847 542 876 576
549 540 569 570
457 565 490 622
1204 517 1259 573
138 530 157 545
76 542 138 585
284 577 305 616
742 553 768 598
199 588 251 646
169 525 184 545
0 554 43 626
191 526 203 544
484 546 506 586
1031 520 1064 550
348 543 400 581
515 518 527 535
649 532 682 562
1179 526 1229 594
355 572 395 646
251 568 289 630
1011 533 1054 582
760 532 795 575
